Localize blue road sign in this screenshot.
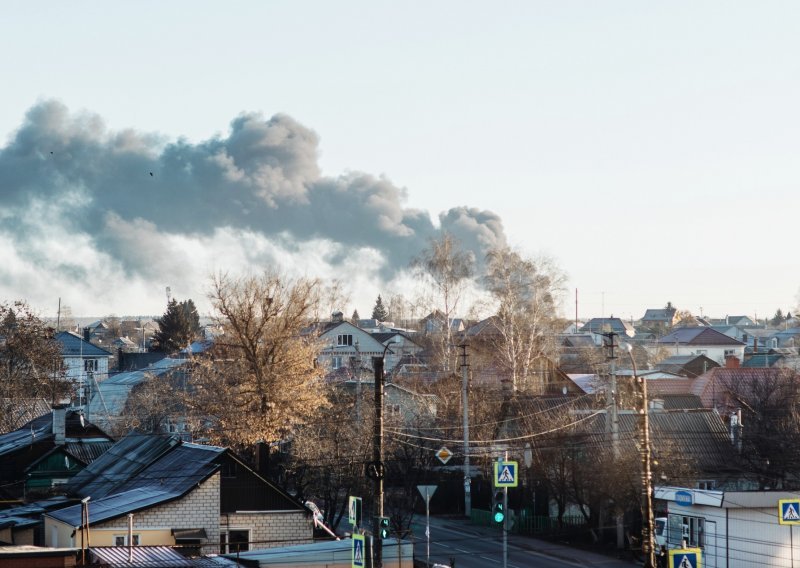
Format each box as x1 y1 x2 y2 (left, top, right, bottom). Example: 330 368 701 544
352 534 365 568
494 460 518 487
669 548 702 568
779 499 800 525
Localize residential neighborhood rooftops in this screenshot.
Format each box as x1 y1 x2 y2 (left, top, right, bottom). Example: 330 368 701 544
658 327 745 346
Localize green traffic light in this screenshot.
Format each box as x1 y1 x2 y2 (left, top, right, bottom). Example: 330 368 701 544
379 516 390 538
493 510 505 523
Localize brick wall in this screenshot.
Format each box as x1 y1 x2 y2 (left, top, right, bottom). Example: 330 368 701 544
221 510 312 551
92 473 221 550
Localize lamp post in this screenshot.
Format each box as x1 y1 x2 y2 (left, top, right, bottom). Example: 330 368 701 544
622 342 656 568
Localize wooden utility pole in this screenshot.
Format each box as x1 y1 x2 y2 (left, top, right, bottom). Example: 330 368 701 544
372 356 385 568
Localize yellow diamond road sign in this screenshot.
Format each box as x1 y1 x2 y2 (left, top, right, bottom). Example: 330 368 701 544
436 447 452 464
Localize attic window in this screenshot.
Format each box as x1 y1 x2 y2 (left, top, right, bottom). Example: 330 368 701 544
337 334 353 346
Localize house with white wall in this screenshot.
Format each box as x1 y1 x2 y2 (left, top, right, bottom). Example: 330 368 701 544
55 331 112 407
653 328 745 366
656 486 800 568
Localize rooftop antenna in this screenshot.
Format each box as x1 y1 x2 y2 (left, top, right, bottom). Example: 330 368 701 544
166 286 172 304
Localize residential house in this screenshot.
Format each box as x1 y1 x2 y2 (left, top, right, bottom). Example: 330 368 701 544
318 321 401 375
420 310 465 335
0 406 114 501
655 486 800 567
83 358 188 436
579 318 635 342
690 367 798 414
639 307 677 332
772 327 800 349
653 354 720 378
55 331 113 407
654 328 745 366
45 433 312 554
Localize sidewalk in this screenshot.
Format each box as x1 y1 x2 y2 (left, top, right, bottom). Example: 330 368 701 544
425 516 642 567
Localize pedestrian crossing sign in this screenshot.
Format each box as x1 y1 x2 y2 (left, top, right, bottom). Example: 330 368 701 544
779 499 800 525
668 548 702 568
352 534 365 568
494 460 518 487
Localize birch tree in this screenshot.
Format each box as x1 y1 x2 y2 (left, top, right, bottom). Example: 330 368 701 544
483 248 566 391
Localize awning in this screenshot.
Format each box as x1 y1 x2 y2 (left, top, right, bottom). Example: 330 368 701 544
171 528 207 541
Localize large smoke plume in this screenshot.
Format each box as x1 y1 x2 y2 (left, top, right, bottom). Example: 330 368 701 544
0 101 507 314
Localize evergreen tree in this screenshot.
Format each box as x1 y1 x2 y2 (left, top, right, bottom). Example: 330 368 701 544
351 309 360 324
153 299 201 353
771 309 785 327
371 295 389 321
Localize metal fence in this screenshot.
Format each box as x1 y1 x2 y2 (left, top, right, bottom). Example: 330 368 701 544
471 508 586 537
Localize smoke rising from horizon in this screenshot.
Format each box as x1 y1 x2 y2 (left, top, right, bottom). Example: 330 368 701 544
0 100 507 315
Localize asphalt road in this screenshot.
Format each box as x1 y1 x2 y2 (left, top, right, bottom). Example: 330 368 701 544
410 516 640 568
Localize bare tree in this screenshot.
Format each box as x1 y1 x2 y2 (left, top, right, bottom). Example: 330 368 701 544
185 272 327 450
412 233 475 371
483 248 566 392
0 301 67 431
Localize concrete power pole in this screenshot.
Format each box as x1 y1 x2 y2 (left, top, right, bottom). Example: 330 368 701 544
603 332 623 551
459 343 471 517
372 356 385 568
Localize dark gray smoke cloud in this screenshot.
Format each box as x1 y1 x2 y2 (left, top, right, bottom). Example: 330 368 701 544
0 100 507 288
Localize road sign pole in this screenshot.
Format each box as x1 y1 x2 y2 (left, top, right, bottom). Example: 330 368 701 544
503 485 508 568
426 487 432 566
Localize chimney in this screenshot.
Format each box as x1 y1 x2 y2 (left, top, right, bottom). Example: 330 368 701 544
753 336 758 353
52 405 66 446
725 355 740 369
83 327 91 343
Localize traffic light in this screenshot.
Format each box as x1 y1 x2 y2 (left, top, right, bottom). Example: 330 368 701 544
378 516 390 539
492 490 505 524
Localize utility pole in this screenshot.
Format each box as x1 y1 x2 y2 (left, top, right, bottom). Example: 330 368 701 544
459 343 471 517
603 332 623 551
372 355 385 568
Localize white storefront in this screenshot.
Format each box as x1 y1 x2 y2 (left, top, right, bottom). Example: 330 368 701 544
656 486 800 568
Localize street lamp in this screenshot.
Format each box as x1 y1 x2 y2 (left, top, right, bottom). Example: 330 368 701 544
622 342 656 568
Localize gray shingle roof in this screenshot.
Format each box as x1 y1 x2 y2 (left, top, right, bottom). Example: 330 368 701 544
658 327 744 346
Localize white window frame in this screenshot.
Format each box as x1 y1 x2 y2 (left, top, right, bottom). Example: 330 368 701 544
114 534 140 546
337 334 353 346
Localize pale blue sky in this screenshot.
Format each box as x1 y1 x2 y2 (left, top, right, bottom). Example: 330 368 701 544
2 1 799 319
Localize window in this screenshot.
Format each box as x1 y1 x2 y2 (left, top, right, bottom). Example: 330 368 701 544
114 534 140 546
332 356 343 369
724 349 736 357
220 529 250 554
337 334 353 346
668 514 704 548
696 480 716 490
84 359 99 372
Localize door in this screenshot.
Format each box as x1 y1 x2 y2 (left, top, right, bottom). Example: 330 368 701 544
704 520 717 568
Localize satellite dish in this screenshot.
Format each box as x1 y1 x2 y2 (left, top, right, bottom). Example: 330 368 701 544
562 386 568 395
79 413 85 427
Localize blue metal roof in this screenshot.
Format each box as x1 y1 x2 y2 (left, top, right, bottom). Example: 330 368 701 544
85 358 187 432
55 331 112 357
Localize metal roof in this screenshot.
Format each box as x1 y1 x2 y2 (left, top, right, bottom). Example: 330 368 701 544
47 488 179 527
66 434 224 509
658 327 744 346
90 545 193 567
56 331 113 357
85 358 187 432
